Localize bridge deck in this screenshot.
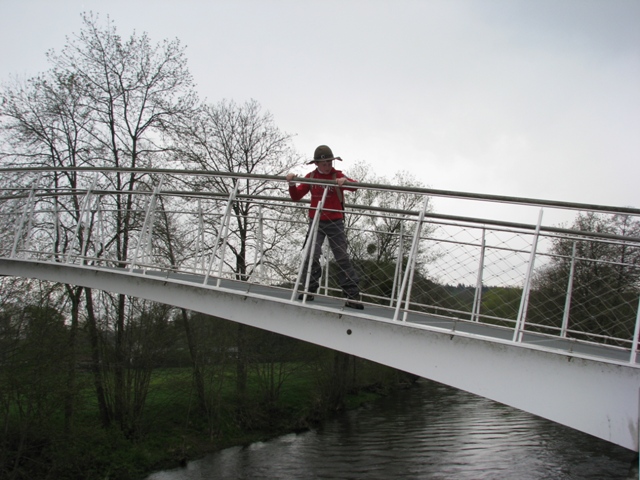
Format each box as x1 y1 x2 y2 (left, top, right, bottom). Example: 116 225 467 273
141 268 637 367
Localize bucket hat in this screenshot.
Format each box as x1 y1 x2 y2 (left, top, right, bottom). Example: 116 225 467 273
307 145 343 164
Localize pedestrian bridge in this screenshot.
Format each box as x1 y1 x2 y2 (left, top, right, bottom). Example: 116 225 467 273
1 167 639 452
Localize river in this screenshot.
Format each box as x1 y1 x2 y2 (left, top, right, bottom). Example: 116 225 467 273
147 379 636 479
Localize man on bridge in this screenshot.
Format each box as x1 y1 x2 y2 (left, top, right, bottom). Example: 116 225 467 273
286 145 364 310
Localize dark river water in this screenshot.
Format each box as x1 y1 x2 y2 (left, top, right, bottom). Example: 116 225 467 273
147 380 636 480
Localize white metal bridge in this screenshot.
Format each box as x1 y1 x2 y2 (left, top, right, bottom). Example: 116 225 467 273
1 167 639 452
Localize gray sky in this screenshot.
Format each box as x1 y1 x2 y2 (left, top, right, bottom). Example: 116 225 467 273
1 0 639 225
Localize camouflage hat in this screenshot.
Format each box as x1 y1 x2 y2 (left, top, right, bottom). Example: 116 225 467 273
307 145 343 164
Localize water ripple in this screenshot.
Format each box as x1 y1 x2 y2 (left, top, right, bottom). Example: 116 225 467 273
147 380 635 480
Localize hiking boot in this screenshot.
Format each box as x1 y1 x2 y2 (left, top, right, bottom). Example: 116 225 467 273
298 293 314 301
345 300 364 310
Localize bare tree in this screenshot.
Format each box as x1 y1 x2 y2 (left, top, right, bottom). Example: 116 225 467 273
169 99 302 407
532 212 640 340
172 99 300 277
0 60 98 438
1 12 199 435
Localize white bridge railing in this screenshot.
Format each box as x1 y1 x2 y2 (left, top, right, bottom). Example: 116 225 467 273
2 167 640 362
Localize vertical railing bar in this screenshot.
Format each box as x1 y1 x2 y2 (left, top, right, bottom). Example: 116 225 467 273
146 177 165 268
78 195 101 265
257 205 264 282
390 220 404 308
143 195 158 267
66 174 98 264
97 200 105 264
21 175 43 258
53 194 61 262
630 296 640 364
216 201 243 287
128 196 151 271
249 205 264 284
203 182 240 285
130 175 164 273
471 228 486 322
561 241 578 338
11 173 42 259
195 199 204 274
402 233 424 324
302 189 329 301
321 242 329 296
292 187 329 302
394 196 429 322
513 208 544 343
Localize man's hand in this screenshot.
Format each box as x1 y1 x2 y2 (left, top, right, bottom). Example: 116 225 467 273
286 173 295 184
336 177 347 187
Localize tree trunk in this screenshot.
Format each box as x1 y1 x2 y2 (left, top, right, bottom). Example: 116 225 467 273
114 293 126 430
63 285 82 435
329 351 352 411
236 323 247 404
85 287 111 427
181 308 207 412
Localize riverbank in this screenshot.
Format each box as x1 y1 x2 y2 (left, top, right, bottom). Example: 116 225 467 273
145 384 392 476
49 362 418 480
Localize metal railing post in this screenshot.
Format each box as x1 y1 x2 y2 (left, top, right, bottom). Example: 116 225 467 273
96 200 105 262
513 209 544 343
52 195 61 262
248 205 264 284
78 195 101 263
194 199 205 274
130 175 164 273
630 296 640 364
11 174 42 259
471 228 487 322
394 196 430 322
292 186 329 302
321 242 330 296
66 174 98 264
204 182 240 285
560 241 578 338
390 220 405 308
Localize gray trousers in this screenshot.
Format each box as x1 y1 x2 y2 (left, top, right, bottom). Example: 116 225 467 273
304 219 360 299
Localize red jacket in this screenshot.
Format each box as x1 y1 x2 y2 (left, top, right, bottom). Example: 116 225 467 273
289 168 357 220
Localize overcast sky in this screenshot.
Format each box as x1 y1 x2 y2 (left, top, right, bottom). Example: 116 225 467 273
1 0 638 225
